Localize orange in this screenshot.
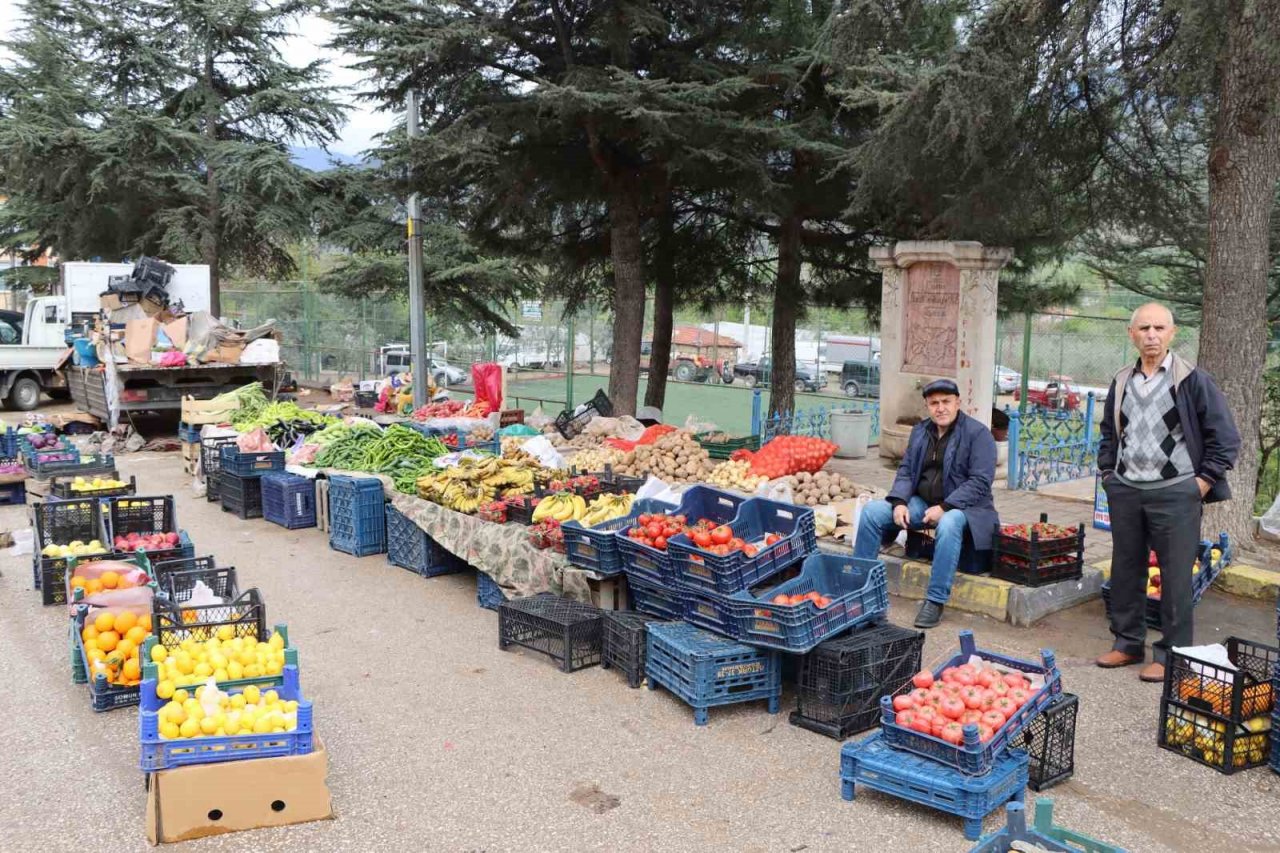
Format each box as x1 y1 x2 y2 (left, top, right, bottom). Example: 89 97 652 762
125 625 147 646
70 576 87 590
86 578 103 594
114 611 138 634
81 625 99 643
138 614 152 631
93 611 115 634
116 638 136 660
99 571 120 590
96 630 119 652
122 659 141 681
116 577 134 590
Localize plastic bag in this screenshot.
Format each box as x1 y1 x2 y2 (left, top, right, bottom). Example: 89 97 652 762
184 579 224 607
237 426 274 452
520 435 567 469
8 528 33 556
756 478 795 504
684 413 718 434
471 362 503 412
500 424 539 437
1261 492 1280 536
525 406 552 430
636 475 681 506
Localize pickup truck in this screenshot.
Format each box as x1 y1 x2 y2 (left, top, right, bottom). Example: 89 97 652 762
1013 377 1083 411
0 297 75 410
733 357 828 392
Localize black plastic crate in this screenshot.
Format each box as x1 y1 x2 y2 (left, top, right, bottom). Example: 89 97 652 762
789 622 925 740
504 494 543 526
1016 692 1079 791
994 514 1085 561
151 555 217 587
601 610 668 688
104 495 176 539
1160 696 1273 774
201 436 238 503
220 472 264 519
990 549 1083 587
159 565 241 605
152 587 268 647
498 593 603 672
31 499 111 605
1165 637 1277 723
554 389 613 440
50 475 136 499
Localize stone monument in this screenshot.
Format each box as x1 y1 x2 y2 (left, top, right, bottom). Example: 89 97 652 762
870 241 1013 458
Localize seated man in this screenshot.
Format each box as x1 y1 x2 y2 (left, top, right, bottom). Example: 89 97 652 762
853 379 998 628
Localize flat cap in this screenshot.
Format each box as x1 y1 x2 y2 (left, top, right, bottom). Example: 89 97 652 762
922 378 960 398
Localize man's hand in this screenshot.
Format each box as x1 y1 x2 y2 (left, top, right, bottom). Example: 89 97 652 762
1196 477 1211 498
923 505 945 526
892 504 910 528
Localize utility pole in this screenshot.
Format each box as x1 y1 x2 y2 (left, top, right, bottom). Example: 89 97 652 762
406 89 428 409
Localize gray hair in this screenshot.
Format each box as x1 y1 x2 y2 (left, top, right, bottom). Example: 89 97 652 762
1129 302 1175 327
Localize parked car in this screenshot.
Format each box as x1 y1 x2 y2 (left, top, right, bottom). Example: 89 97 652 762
1013 376 1082 410
733 357 828 392
993 364 1022 394
840 359 880 398
380 348 469 387
639 341 732 383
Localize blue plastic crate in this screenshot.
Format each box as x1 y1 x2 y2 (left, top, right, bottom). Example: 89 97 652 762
681 585 742 640
615 486 745 586
729 554 888 653
563 498 677 575
218 445 286 478
841 731 1029 841
881 629 1061 775
668 497 817 594
645 621 782 725
1 427 16 458
970 799 1129 853
477 571 507 610
627 576 684 621
261 472 317 530
138 664 314 772
177 422 203 443
328 475 387 557
387 505 467 577
71 604 143 712
1100 533 1229 631
0 480 26 506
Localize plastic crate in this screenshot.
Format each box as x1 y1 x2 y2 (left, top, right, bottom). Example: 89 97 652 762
219 472 264 519
1016 692 1079 791
840 731 1029 841
477 571 507 611
201 436 238 503
498 593 604 672
0 480 26 505
261 472 317 529
218 445 285 477
971 799 1129 853
177 422 203 443
150 554 217 589
1100 534 1229 631
1158 637 1277 775
0 427 16 458
694 432 761 460
615 486 746 586
730 554 888 653
667 498 817 594
503 494 542 526
152 587 268 648
51 474 137 499
680 584 741 639
328 475 387 557
881 629 1062 775
104 495 175 538
645 621 782 725
120 531 194 569
627 576 683 621
71 604 143 712
1271 671 1280 776
158 564 240 604
995 514 1085 559
27 452 115 479
139 623 297 696
562 498 678 575
602 611 668 688
31 499 111 605
790 622 925 740
554 388 613 440
386 504 468 577
138 664 313 772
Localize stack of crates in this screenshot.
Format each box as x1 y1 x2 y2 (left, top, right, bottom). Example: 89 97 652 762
218 446 285 520
200 436 238 504
327 475 387 557
839 630 1063 841
645 621 781 726
1273 599 1280 776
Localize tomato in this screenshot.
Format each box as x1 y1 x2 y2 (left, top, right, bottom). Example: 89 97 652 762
959 710 983 726
953 670 976 687
976 670 997 688
930 718 947 738
910 716 933 735
628 528 642 538
742 544 758 558
693 531 712 548
646 523 663 539
915 704 938 722
711 526 732 545
992 697 1017 718
940 722 965 745
1008 687 1030 708
814 596 831 608
895 709 916 727
673 515 687 526
892 694 916 712
977 724 995 744
771 594 790 605
912 670 935 690
909 687 931 706
765 533 782 546
981 710 1006 730
637 514 652 526
939 697 965 720
940 667 958 683
960 686 985 710
989 679 1010 697
1003 673 1028 689
654 536 667 550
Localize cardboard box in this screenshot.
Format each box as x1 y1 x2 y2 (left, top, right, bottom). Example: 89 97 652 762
203 341 245 365
146 737 332 845
181 395 238 425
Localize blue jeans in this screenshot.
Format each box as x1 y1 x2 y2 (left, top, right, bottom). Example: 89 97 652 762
853 496 968 605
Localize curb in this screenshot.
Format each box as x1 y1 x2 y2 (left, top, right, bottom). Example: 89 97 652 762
1092 559 1279 602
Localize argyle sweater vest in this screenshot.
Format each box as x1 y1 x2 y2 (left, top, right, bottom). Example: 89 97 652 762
1117 368 1194 483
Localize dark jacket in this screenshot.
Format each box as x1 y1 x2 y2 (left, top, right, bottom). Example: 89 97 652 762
888 411 999 551
1098 352 1240 503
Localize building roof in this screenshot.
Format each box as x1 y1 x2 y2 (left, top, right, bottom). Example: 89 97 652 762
669 325 741 349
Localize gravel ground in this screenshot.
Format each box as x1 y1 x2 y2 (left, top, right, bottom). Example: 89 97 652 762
2 449 1280 852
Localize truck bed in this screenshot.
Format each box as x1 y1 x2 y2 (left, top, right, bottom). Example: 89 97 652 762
0 345 71 371
69 363 278 422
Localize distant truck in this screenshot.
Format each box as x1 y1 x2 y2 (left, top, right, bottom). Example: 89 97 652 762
1013 376 1083 411
639 342 733 384
733 357 828 392
840 358 881 398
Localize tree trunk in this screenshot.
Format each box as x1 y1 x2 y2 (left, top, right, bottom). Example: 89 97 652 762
607 177 646 416
768 212 803 418
203 45 221 317
645 196 676 410
1198 0 1280 547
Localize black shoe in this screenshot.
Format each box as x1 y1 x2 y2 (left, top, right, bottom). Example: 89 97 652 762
914 600 944 628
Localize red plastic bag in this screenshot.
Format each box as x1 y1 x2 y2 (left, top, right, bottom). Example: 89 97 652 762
471 362 503 413
605 423 676 451
746 435 838 479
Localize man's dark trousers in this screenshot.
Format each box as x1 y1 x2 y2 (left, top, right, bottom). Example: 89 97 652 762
1104 476 1201 663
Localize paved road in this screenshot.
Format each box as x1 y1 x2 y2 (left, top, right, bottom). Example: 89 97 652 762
2 450 1280 851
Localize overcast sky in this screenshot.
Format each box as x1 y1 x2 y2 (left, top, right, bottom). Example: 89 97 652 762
0 1 394 157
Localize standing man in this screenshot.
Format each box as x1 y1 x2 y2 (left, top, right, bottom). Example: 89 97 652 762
1096 303 1240 682
854 379 998 628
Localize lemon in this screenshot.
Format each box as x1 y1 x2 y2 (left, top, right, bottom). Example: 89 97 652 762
150 644 168 664
265 659 283 676
160 721 181 740
241 685 261 705
175 655 194 676
252 717 271 734
268 633 284 651
216 624 235 642
194 662 213 678
156 680 175 700
227 661 244 681
213 668 228 681
263 689 279 705
230 694 246 710
198 716 218 735
244 663 264 679
167 704 187 726
179 718 200 739
173 688 189 704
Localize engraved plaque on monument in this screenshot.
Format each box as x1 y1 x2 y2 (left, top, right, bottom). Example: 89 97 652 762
902 261 960 376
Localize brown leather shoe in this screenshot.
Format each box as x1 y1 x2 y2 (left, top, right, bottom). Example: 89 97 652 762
1096 650 1143 668
1139 662 1165 683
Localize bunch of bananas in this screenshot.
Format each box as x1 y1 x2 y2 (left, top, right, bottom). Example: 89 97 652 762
532 493 587 523
578 493 635 527
417 456 543 513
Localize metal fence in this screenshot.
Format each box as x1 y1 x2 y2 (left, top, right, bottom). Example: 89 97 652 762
1006 396 1101 491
